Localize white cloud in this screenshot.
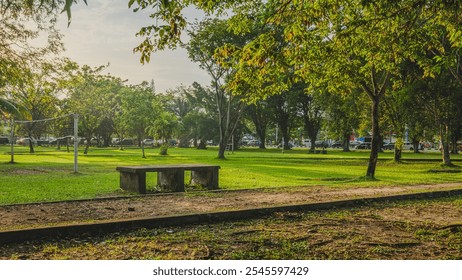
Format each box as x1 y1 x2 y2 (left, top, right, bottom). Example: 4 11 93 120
56 1 210 92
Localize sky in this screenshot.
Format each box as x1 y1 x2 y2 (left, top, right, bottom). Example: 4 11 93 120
55 1 210 92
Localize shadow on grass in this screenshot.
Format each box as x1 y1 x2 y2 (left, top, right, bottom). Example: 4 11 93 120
427 164 461 173
350 176 381 182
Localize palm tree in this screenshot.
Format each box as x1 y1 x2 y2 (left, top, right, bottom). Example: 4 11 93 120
0 97 26 118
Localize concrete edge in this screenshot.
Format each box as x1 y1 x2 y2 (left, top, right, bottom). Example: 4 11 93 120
1 188 462 244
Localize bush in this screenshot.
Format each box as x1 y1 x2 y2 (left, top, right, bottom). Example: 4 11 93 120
159 143 169 155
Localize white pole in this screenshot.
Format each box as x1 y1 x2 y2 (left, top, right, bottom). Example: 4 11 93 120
73 114 78 173
10 119 14 164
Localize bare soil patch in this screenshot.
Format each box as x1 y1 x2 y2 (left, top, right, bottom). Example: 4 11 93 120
0 182 461 231
1 186 462 260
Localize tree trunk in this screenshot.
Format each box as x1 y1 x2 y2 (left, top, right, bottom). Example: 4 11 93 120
281 124 290 150
440 125 452 165
450 136 459 154
217 138 227 159
366 97 380 178
442 141 451 165
342 133 350 152
394 137 403 162
28 139 35 154
309 135 317 153
412 141 420 153
304 117 321 153
217 123 226 159
258 135 266 149
84 137 91 155
103 136 111 147
394 146 402 162
27 132 35 153
256 125 266 149
250 104 267 149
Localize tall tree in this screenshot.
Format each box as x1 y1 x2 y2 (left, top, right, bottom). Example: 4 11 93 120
266 90 300 150
321 89 363 152
9 66 60 153
165 84 218 147
186 19 247 159
411 71 462 165
62 61 123 154
296 88 324 153
0 0 63 88
244 101 270 149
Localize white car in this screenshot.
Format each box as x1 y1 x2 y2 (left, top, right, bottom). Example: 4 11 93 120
143 139 155 146
402 142 413 150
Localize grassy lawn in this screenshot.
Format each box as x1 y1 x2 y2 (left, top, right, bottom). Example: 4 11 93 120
0 145 461 205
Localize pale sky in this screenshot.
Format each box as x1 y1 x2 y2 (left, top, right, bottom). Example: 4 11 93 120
56 1 210 92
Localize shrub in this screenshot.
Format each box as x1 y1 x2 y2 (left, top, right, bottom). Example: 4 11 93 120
159 143 169 155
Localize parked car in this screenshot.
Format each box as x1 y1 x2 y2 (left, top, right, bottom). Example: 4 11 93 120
355 142 371 149
349 140 360 148
48 137 70 145
246 139 261 146
0 136 9 144
331 141 343 149
16 137 37 146
402 142 413 150
302 139 312 147
37 138 50 146
383 142 395 150
115 138 135 146
143 139 155 146
315 140 328 148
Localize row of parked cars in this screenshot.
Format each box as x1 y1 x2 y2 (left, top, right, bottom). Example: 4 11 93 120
0 136 73 146
310 140 417 150
353 142 418 150
14 137 73 146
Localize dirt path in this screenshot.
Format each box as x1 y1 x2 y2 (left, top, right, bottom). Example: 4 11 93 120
1 182 461 231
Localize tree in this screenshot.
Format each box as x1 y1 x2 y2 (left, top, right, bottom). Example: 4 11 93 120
165 84 218 148
0 0 63 89
9 66 60 153
321 89 363 152
296 88 324 153
186 19 247 159
411 71 462 165
117 82 162 157
244 101 270 149
265 91 300 150
0 97 28 120
62 61 123 154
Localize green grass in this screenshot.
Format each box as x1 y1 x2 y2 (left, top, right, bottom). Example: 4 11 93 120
0 145 461 205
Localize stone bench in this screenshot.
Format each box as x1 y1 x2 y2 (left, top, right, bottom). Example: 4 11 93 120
116 164 220 194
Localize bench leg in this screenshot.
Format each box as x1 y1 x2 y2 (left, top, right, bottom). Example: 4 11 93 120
190 169 219 190
120 172 146 194
157 170 185 192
